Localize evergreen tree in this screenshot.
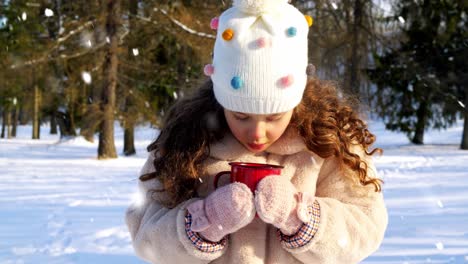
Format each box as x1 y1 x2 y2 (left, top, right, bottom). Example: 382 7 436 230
368 0 467 145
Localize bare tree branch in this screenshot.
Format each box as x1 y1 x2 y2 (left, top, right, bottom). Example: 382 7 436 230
153 8 216 39
11 42 106 69
57 20 96 44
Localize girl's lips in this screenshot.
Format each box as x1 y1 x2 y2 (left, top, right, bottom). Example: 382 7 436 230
248 143 266 150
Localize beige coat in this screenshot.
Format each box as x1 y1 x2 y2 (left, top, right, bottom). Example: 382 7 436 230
125 127 388 264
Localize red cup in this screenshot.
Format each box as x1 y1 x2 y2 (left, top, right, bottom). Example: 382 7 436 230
214 162 284 193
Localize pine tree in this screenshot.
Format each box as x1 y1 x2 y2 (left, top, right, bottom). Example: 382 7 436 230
368 0 467 145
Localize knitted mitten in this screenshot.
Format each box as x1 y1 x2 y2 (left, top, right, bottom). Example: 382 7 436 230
255 176 314 235
187 182 256 242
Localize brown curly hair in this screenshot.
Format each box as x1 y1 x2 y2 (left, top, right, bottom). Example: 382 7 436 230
141 79 382 208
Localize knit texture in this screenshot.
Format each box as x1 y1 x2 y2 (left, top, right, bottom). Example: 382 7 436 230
233 0 287 14
255 175 314 235
187 182 256 242
209 0 309 114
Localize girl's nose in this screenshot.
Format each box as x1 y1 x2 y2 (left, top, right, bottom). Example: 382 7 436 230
250 121 266 141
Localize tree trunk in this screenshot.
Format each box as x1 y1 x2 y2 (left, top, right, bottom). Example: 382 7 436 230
122 0 137 156
19 105 28 125
347 0 363 97
1 108 6 138
50 113 58 134
123 120 136 156
32 84 41 140
412 100 427 145
98 0 120 159
56 110 76 138
6 105 12 139
461 86 468 150
12 101 18 137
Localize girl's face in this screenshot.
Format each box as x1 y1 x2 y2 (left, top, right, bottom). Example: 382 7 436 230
224 109 294 153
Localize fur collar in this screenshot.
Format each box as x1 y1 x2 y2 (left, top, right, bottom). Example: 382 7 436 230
209 126 308 160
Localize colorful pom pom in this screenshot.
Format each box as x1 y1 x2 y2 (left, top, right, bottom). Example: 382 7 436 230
286 27 297 37
222 29 234 41
204 64 214 76
231 76 243 89
280 75 294 87
305 15 313 27
256 37 271 48
210 17 219 30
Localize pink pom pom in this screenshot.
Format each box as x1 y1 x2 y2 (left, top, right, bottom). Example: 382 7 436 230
204 64 214 76
256 37 271 48
210 17 219 30
280 75 294 87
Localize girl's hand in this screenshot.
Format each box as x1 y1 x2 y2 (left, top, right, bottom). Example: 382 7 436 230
255 176 314 235
187 182 256 242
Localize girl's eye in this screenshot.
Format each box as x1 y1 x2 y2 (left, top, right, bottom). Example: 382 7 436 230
266 115 282 122
234 115 249 121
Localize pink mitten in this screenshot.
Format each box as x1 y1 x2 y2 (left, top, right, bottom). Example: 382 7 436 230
187 182 256 242
255 176 314 235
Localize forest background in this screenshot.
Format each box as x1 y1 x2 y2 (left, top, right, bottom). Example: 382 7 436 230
1 0 467 157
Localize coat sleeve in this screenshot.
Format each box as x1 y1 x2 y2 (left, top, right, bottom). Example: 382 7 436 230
125 151 228 263
284 147 388 264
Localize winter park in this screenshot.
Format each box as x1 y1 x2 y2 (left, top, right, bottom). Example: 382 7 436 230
1 0 468 264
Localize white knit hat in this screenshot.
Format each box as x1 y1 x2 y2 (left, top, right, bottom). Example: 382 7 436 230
204 0 312 114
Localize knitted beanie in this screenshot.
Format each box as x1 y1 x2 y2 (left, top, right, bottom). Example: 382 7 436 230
204 0 312 114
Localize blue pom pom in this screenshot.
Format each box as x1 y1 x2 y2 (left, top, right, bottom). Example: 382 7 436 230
286 27 297 37
231 76 243 89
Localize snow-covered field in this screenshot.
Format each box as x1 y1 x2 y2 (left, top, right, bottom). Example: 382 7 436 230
0 120 467 264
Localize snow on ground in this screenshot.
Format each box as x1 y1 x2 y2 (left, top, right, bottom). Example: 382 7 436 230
0 120 467 264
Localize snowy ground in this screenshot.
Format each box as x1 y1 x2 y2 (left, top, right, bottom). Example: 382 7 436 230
0 120 467 264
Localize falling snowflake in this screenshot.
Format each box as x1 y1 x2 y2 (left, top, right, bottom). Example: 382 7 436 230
81 72 92 84
106 37 110 43
331 2 338 9
198 178 203 183
132 48 139 56
86 40 92 47
436 200 444 208
44 8 54 17
398 16 405 24
217 225 223 230
435 242 444 250
21 12 27 21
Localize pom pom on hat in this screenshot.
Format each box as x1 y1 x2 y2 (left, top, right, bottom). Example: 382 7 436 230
233 0 289 14
204 64 214 76
222 29 234 41
305 15 313 27
210 17 219 30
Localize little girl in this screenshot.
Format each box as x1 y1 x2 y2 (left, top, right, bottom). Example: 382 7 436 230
126 0 388 263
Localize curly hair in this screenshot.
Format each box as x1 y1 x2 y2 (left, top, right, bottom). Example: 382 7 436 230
141 79 382 208
292 79 383 192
